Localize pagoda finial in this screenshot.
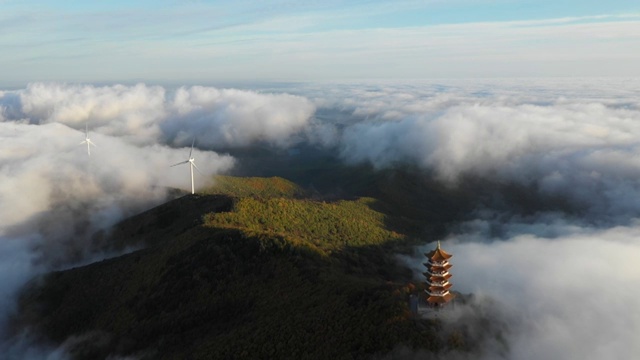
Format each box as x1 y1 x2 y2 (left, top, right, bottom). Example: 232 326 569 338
437 240 441 249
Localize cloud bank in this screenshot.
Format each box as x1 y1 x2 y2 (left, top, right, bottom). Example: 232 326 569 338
2 82 315 148
294 79 640 223
164 86 314 148
402 225 640 360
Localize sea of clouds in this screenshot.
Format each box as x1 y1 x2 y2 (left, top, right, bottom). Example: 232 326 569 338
303 78 640 359
1 78 640 358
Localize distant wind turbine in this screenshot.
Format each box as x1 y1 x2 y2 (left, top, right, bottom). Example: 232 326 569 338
79 123 96 156
170 138 202 195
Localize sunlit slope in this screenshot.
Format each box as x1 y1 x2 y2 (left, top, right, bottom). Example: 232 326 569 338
205 196 403 252
228 149 477 237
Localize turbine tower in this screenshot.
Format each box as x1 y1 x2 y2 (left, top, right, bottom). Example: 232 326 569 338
79 123 96 156
170 138 201 194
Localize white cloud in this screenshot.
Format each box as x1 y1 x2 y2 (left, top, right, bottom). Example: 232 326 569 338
315 79 640 221
1 83 315 148
0 122 235 263
164 86 315 148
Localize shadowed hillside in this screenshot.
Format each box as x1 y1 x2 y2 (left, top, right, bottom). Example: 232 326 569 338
91 193 234 252
204 175 306 199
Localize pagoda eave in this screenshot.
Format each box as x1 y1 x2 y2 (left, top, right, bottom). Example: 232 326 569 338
427 284 452 291
426 292 455 304
424 273 452 280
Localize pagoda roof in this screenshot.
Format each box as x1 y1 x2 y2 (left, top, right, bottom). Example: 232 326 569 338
427 283 453 291
423 273 452 280
424 241 452 261
426 292 455 304
423 262 452 270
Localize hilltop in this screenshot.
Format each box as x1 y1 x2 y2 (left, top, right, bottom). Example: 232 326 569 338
15 176 501 360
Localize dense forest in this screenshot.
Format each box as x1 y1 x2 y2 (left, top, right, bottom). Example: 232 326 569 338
15 176 504 359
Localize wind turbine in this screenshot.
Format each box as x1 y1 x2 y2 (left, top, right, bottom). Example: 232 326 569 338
79 123 96 156
170 138 202 194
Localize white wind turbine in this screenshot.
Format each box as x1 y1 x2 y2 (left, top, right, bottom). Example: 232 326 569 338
79 123 96 156
170 138 202 194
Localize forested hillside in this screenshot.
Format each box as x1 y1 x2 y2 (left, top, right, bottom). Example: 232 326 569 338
16 177 500 360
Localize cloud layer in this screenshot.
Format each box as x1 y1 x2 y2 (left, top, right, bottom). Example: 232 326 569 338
2 83 315 148
3 79 640 359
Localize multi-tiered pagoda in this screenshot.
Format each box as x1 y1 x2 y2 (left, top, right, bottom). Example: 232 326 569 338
423 241 454 307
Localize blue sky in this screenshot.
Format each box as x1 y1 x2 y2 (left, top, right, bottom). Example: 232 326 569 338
1 0 639 85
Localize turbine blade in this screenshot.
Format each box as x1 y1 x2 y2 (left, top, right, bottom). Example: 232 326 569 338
192 162 204 175
170 160 189 167
88 140 97 147
80 140 87 145
189 137 195 158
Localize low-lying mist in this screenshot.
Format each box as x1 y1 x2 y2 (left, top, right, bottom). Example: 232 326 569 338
401 225 640 360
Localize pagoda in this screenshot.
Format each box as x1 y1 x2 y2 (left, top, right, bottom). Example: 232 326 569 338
423 241 454 307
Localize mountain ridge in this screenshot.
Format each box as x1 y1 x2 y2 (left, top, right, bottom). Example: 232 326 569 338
15 176 501 359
